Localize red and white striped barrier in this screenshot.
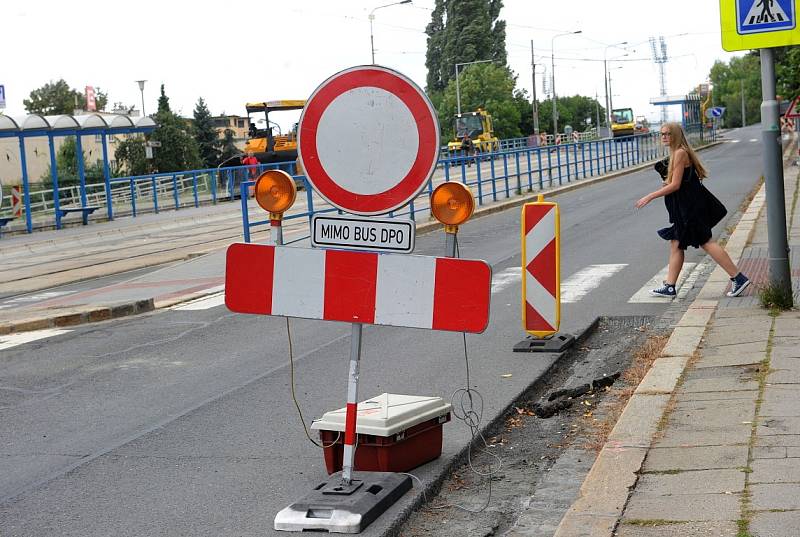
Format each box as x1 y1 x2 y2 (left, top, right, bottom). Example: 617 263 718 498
11 186 22 217
521 200 560 337
225 243 492 333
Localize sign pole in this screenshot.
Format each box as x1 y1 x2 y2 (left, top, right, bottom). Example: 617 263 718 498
341 322 363 485
759 48 793 305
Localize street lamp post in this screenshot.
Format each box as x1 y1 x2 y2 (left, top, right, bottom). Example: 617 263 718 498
531 40 540 136
369 0 411 64
551 30 582 137
603 42 628 128
455 59 492 116
607 66 623 118
135 80 147 117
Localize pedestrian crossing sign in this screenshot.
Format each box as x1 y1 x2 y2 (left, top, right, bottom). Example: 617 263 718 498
721 0 800 50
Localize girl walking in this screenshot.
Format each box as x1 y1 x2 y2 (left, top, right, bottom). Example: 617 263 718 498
635 122 750 298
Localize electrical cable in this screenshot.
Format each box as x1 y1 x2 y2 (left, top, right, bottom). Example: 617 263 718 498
285 316 340 449
418 232 501 514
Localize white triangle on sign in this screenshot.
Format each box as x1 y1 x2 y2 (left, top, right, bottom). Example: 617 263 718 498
743 0 790 26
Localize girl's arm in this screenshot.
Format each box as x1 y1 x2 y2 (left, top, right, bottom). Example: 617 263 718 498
635 149 688 208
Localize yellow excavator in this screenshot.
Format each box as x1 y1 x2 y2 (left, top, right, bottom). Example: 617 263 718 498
610 107 635 138
244 100 305 163
447 109 500 154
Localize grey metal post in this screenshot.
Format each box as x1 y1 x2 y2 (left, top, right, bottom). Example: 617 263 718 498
604 58 610 127
531 40 539 136
445 230 457 258
759 48 792 304
741 79 747 128
551 51 558 136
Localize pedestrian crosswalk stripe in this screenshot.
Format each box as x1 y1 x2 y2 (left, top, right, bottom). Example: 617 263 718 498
561 264 628 303
628 263 697 303
0 328 72 351
491 267 521 294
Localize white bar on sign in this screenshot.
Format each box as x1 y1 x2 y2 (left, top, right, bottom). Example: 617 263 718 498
526 208 555 260
374 254 435 328
272 247 325 319
526 272 557 328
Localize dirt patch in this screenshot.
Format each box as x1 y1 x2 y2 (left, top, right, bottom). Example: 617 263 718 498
395 317 663 537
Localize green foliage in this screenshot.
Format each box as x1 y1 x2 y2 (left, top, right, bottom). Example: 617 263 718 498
758 282 794 311
193 97 221 168
537 95 605 135
151 85 201 173
220 129 240 163
437 63 521 140
114 135 149 177
425 0 507 93
24 79 108 114
775 46 800 101
39 136 105 187
709 55 761 128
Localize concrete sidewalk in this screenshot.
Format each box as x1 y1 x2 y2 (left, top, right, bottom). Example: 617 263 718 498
553 139 800 536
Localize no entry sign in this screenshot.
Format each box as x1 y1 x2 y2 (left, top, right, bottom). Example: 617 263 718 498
298 65 440 216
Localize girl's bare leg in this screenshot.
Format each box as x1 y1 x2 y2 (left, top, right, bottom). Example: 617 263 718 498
701 241 739 277
667 240 684 284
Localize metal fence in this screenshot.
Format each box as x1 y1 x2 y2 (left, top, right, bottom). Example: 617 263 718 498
239 127 716 242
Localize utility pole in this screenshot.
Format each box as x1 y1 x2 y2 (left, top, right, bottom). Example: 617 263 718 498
741 78 747 128
759 48 792 304
531 40 540 136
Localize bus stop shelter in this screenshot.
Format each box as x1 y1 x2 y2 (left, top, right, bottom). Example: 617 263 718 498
0 113 156 233
649 93 703 129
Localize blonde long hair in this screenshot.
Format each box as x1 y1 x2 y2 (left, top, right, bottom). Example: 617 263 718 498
663 122 708 183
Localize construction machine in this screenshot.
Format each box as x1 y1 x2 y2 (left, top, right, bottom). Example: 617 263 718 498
610 107 635 138
446 109 500 155
244 100 306 163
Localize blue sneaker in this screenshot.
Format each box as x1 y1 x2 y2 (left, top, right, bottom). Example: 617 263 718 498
727 273 751 297
651 282 676 298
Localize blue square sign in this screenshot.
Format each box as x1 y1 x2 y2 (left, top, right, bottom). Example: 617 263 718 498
737 0 796 34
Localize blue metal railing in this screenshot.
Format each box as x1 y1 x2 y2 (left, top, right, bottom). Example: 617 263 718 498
238 127 716 242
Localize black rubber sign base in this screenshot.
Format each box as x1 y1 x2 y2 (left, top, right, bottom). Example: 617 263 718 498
274 471 412 533
513 332 576 353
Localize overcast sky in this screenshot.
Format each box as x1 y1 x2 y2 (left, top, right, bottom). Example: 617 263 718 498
3 0 741 128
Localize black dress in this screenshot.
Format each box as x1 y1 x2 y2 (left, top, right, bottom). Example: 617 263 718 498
657 165 727 250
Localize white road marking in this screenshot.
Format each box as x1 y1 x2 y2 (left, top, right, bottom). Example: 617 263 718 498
491 267 521 294
0 291 73 310
749 138 758 142
730 139 741 143
170 292 226 311
628 263 697 303
0 328 72 351
561 264 628 303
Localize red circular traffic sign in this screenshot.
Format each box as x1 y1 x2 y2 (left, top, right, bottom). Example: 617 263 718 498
298 65 440 216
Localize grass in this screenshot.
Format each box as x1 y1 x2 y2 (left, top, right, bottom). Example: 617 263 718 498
757 282 794 311
580 333 668 452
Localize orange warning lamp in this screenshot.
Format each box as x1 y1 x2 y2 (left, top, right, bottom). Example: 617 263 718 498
254 169 297 219
431 182 475 229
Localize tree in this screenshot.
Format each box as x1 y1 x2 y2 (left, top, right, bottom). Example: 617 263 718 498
424 0 507 94
537 95 605 134
151 85 201 173
193 97 221 168
709 55 761 128
40 136 105 187
114 135 148 177
24 79 108 115
437 63 521 140
220 129 240 163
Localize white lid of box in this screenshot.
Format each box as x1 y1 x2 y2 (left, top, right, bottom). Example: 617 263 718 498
310 393 452 437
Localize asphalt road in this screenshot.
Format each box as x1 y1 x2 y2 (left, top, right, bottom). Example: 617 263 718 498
0 127 765 536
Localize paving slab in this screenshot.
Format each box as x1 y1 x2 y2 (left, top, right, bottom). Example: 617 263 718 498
760 385 800 417
654 426 752 448
694 351 766 368
755 435 800 448
615 521 739 537
750 458 800 484
757 416 800 436
635 469 745 495
622 492 740 522
751 510 800 537
752 445 788 459
771 346 800 360
635 357 689 395
679 376 759 393
704 324 771 347
671 399 755 427
660 326 706 357
678 390 758 402
751 483 800 510
642 445 749 472
606 394 670 447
